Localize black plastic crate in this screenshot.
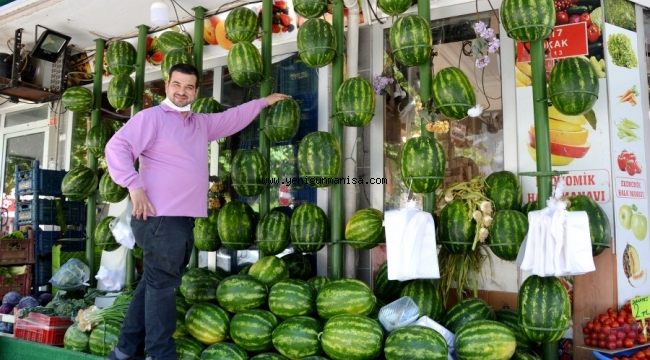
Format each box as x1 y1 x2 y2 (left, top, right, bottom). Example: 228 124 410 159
17 167 67 197
16 199 86 226
34 257 52 291
35 230 85 256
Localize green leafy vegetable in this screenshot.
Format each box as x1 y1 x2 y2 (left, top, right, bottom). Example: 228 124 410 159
607 33 637 69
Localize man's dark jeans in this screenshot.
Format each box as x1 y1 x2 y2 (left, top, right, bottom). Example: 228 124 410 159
112 216 194 360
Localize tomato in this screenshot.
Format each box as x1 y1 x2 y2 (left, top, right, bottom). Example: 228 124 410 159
611 321 620 328
617 339 624 348
556 11 569 25
580 12 592 26
603 325 612 333
618 330 627 339
637 334 647 344
618 151 630 171
588 321 595 330
627 331 637 339
599 340 607 348
608 341 618 350
623 338 635 347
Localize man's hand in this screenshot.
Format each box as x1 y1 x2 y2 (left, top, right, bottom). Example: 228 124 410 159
129 188 156 220
264 93 291 106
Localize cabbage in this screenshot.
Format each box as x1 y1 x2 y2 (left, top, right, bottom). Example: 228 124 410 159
38 293 53 306
16 296 39 310
2 291 21 306
0 303 14 314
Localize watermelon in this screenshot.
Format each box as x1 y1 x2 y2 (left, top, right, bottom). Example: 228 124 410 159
88 321 120 356
227 41 263 87
521 200 538 215
107 74 135 110
179 267 222 303
400 136 445 193
297 19 336 68
567 195 611 256
248 255 289 287
174 318 189 339
316 278 376 319
225 6 259 43
377 0 412 16
374 261 404 302
321 314 383 360
216 274 268 313
250 354 289 360
518 275 571 342
513 350 542 360
345 208 384 249
200 342 247 360
495 309 535 352
230 309 278 352
500 0 555 41
335 76 375 127
191 97 224 113
442 297 495 333
268 279 315 318
106 40 136 76
157 31 193 53
389 15 431 67
218 200 256 250
63 324 89 352
488 210 528 261
307 275 329 294
62 86 93 113
298 131 341 188
264 98 301 142
193 210 220 251
549 57 599 116
454 320 517 360
185 302 230 345
161 48 193 82
62 165 98 200
432 67 476 120
98 172 127 203
293 0 328 18
384 325 448 360
232 149 269 196
95 216 118 250
485 171 521 211
290 203 329 252
272 316 322 358
176 336 204 359
281 252 314 279
439 199 476 254
86 123 113 158
400 279 444 321
256 210 290 255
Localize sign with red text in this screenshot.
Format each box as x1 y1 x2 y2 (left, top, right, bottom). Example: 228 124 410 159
516 22 588 62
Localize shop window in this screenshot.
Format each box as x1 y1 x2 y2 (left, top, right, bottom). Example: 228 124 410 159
4 106 48 127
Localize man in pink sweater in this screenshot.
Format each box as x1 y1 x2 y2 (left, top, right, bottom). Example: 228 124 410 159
105 63 288 360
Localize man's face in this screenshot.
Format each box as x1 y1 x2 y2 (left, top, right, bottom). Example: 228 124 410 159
165 71 198 108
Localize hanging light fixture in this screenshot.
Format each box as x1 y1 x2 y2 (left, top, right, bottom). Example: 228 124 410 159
150 1 170 26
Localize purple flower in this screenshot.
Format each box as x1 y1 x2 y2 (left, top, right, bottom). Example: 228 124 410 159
487 38 500 53
473 21 487 35
480 27 495 40
475 55 490 69
372 75 394 95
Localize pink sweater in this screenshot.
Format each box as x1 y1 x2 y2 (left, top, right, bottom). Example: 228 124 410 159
105 99 268 217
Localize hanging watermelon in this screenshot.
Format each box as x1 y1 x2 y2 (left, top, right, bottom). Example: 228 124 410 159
225 7 259 43
264 98 301 142
191 97 224 113
106 40 136 76
231 149 269 196
548 57 599 116
335 77 375 127
297 19 336 68
431 67 476 120
85 123 113 158
293 0 328 18
500 0 555 42
161 48 193 82
298 131 341 188
389 15 431 67
227 42 263 87
400 136 445 193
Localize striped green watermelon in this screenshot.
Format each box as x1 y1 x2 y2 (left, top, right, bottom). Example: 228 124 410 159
400 136 445 193
297 19 336 68
106 40 136 76
518 275 571 342
485 171 521 211
191 97 224 113
99 172 127 203
521 201 538 215
108 74 135 111
301 357 329 360
185 302 230 345
72 160 97 195
439 199 476 254
228 41 263 87
218 200 256 250
335 76 375 127
454 320 517 360
374 261 404 302
513 350 542 360
157 31 193 53
177 294 190 319
216 274 268 313
232 149 268 196
500 0 555 41
281 252 314 279
389 15 431 67
268 279 315 318
161 48 193 82
316 278 376 318
89 321 121 356
174 318 188 339
345 208 384 249
442 297 495 333
321 314 383 360
63 324 89 352
298 131 341 188
495 309 535 352
95 216 118 250
567 195 611 256
62 86 93 113
248 255 289 287
290 203 328 252
384 325 448 360
230 309 278 352
432 67 476 120
549 57 599 116
250 354 289 359
225 7 259 43
193 209 220 251
400 279 444 321
377 0 412 16
200 342 247 359
272 316 322 358
256 210 290 255
293 0 328 18
175 336 204 360
307 275 329 294
86 123 113 158
179 267 222 303
264 98 300 142
488 210 528 261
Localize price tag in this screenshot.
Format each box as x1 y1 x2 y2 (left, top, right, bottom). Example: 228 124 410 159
631 296 650 320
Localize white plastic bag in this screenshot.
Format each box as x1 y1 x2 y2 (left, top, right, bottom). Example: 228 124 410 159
109 200 135 249
50 258 90 290
413 316 455 360
378 296 420 332
95 245 128 291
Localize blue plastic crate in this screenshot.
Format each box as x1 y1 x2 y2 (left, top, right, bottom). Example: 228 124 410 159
16 199 86 226
17 168 67 196
35 230 85 255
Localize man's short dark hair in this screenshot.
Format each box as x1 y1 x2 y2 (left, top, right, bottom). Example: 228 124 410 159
168 63 199 86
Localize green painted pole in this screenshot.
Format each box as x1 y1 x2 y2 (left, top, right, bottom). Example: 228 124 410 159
328 0 345 280
417 0 434 214
259 0 272 220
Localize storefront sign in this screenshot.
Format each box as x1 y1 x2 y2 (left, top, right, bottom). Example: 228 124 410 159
516 22 588 62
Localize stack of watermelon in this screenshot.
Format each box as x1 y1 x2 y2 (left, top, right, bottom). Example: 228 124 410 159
225 6 263 87
106 40 137 111
156 30 194 81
